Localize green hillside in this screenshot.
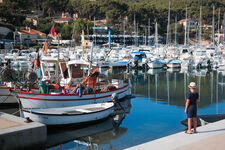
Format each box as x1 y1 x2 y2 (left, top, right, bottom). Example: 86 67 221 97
0 0 225 42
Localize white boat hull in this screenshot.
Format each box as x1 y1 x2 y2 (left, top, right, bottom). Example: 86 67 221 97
21 103 114 125
13 84 131 109
148 62 164 69
166 63 181 68
0 86 17 104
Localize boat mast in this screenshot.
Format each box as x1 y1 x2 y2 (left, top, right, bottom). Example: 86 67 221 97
88 43 94 76
212 5 215 47
217 8 220 45
175 16 177 46
187 14 190 46
57 35 60 84
198 6 202 48
137 23 139 46
184 6 187 46
81 30 85 59
134 13 137 46
123 18 126 46
224 12 225 45
155 22 159 56
145 27 147 45
71 21 76 50
94 17 96 46
155 22 158 48
166 0 171 45
148 18 150 45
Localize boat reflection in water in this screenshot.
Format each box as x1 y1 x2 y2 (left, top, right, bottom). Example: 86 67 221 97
46 98 131 150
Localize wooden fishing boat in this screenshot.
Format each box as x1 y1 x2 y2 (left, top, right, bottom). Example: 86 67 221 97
0 84 17 104
10 59 132 109
12 80 131 109
20 102 114 125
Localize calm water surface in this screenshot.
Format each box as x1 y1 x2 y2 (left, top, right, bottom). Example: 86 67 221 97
47 69 225 150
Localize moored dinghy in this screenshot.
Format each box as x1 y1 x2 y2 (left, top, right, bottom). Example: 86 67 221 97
21 102 114 125
148 59 166 69
166 59 182 68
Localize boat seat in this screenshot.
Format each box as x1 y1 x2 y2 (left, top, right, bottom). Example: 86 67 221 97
75 109 92 113
62 110 83 115
63 109 92 115
85 107 105 111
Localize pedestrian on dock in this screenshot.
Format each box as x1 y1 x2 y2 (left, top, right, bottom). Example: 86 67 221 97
185 82 199 134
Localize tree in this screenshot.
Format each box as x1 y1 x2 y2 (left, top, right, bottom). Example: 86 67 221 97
71 18 94 42
41 0 69 17
37 17 52 34
61 24 72 39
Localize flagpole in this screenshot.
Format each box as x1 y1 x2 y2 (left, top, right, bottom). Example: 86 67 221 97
57 35 60 84
50 25 59 84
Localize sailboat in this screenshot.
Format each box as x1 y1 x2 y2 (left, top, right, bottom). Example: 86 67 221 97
166 16 182 69
148 22 166 69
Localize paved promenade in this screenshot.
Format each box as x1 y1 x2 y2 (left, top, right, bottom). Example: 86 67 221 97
127 119 225 150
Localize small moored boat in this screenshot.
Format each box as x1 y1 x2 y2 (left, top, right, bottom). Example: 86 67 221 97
148 59 166 69
166 59 181 68
21 102 114 125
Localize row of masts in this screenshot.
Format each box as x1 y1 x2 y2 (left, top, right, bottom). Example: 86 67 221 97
130 2 225 47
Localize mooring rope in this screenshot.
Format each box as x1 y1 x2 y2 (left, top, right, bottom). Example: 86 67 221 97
0 95 10 104
12 109 20 115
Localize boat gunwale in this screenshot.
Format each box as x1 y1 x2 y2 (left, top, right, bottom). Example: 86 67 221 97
11 84 129 96
15 89 128 101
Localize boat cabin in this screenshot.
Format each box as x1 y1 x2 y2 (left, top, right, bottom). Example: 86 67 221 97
40 57 65 82
59 60 90 86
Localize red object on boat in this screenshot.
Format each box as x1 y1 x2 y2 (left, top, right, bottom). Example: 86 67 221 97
53 84 60 89
65 85 71 90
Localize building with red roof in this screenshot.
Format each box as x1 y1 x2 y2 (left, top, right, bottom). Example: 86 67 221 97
53 12 74 24
15 27 47 44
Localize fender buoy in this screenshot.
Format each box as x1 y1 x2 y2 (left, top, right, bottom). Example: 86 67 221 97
76 87 83 97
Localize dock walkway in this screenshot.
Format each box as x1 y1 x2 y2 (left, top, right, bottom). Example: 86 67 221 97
126 119 225 150
0 112 46 150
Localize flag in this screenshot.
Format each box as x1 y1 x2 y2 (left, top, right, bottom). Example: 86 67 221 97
34 56 38 68
50 25 56 37
37 52 40 67
43 41 48 54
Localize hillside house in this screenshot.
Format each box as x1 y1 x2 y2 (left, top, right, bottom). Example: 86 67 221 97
15 27 46 45
179 19 196 30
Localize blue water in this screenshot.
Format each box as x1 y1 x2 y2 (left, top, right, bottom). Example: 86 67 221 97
48 70 225 150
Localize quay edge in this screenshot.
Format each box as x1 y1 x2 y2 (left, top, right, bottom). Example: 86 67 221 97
0 112 46 150
126 119 225 150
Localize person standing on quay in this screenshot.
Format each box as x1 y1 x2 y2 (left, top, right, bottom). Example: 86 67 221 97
185 82 199 134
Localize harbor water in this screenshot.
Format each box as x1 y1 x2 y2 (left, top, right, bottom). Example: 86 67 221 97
46 68 225 150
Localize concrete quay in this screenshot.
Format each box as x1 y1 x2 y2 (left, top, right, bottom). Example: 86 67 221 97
126 119 225 150
0 112 46 150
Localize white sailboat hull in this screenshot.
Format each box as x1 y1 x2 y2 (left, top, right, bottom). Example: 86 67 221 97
148 62 164 69
166 63 181 68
